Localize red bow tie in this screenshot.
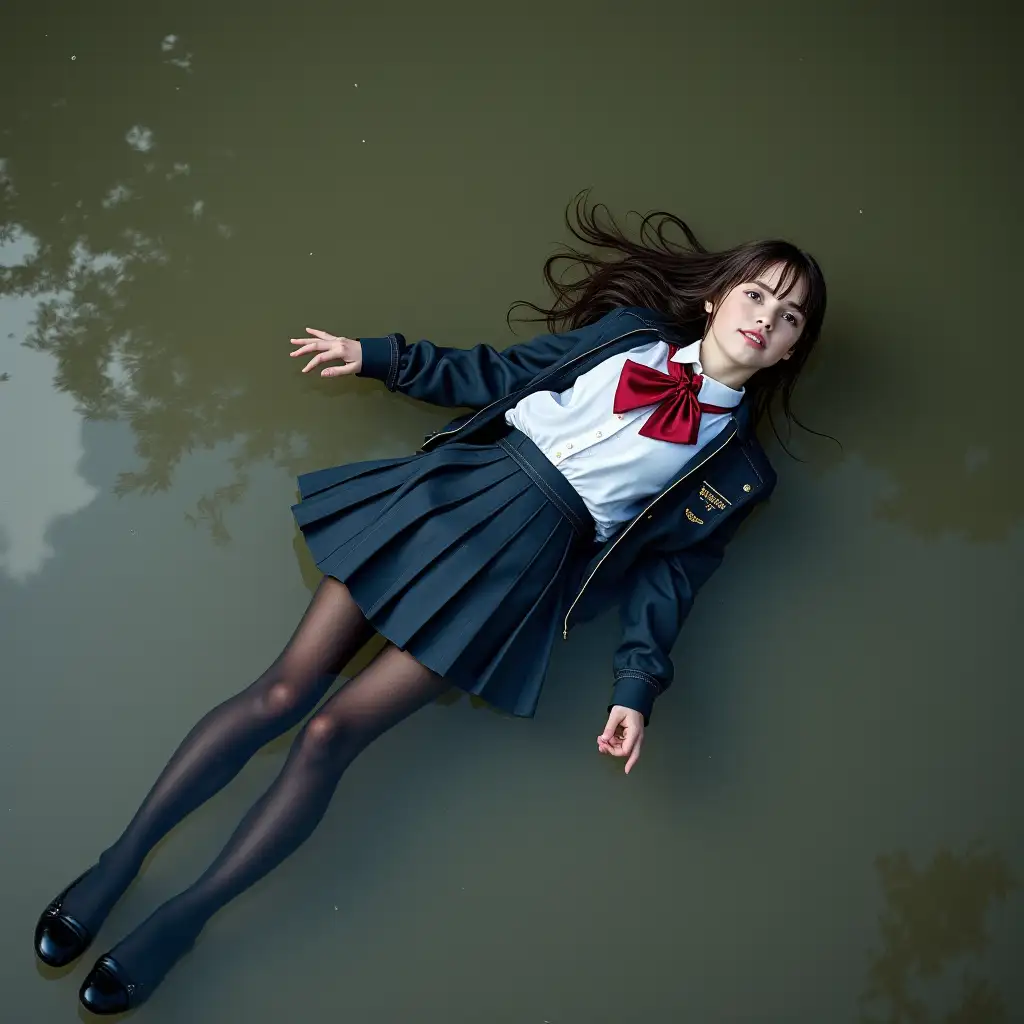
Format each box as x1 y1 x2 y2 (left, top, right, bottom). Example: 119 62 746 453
613 346 731 445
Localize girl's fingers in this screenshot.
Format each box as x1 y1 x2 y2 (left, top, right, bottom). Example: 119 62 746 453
302 353 329 372
305 327 336 340
321 363 356 376
624 743 642 774
290 343 320 357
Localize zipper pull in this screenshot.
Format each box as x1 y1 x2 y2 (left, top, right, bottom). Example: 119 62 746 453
562 628 568 640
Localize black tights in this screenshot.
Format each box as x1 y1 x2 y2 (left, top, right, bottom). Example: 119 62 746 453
59 577 449 990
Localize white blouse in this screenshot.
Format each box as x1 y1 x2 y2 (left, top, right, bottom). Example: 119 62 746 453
504 339 743 541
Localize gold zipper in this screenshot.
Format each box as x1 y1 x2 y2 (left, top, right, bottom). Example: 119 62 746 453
419 325 659 452
561 428 738 639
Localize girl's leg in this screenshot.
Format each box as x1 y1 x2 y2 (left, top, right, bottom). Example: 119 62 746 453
80 643 448 1010
53 577 375 937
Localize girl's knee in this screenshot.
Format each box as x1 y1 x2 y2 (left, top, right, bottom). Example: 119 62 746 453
297 710 359 760
254 673 322 725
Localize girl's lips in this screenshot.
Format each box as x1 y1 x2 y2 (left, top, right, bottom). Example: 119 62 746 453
740 330 765 349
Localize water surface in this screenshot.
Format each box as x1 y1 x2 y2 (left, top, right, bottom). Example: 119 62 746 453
2 3 1021 1021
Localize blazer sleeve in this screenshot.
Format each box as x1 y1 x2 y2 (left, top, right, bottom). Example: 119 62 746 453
355 324 593 410
609 504 757 725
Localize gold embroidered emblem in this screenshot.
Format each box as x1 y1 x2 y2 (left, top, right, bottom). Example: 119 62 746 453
698 481 731 514
685 508 704 524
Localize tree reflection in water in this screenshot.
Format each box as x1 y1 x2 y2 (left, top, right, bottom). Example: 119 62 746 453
861 845 1016 1024
3 16 1022 554
1 32 418 552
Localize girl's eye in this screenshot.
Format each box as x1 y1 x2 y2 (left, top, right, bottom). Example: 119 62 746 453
748 289 801 326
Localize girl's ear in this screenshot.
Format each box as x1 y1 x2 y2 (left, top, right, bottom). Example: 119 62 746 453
704 300 713 314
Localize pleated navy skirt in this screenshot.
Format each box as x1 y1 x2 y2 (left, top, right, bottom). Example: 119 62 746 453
291 427 596 717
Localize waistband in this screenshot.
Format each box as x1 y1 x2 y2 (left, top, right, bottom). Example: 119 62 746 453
496 428 595 543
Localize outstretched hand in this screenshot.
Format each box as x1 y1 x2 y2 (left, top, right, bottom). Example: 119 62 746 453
597 705 645 774
290 328 363 377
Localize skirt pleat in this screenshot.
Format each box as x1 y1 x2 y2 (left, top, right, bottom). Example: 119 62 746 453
291 436 593 718
447 520 579 716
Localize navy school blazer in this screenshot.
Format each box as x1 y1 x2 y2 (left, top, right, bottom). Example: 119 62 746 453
356 306 777 724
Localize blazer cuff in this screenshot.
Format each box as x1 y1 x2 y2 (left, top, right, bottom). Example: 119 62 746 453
356 333 403 390
609 673 661 727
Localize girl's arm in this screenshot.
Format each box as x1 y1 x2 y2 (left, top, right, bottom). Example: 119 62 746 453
609 505 757 725
355 324 595 409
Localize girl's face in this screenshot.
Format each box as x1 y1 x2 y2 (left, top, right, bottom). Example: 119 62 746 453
703 261 808 374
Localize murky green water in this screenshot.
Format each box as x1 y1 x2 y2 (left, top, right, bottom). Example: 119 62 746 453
2 2 1021 1021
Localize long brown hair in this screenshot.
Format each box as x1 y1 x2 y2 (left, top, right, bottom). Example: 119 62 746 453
509 190 829 450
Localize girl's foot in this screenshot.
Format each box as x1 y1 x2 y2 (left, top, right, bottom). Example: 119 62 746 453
78 955 140 1015
33 850 141 968
78 897 198 1015
33 869 96 967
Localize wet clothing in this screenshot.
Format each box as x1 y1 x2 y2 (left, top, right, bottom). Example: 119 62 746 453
295 306 777 724
504 337 743 541
293 428 594 719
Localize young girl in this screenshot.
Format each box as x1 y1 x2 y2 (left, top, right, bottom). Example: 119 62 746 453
34 195 826 1014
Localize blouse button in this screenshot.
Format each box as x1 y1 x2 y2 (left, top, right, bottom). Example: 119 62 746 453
616 413 624 420
743 484 752 492
555 451 562 459
566 442 574 450
595 430 602 438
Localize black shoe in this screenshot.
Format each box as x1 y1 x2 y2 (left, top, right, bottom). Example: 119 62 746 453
33 869 95 968
79 955 142 1016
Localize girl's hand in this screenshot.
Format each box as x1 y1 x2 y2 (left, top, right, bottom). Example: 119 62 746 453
290 328 363 377
597 705 645 774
